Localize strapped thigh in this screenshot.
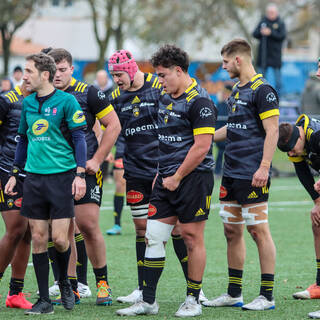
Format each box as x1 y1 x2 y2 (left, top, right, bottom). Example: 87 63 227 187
219 203 244 224
242 203 268 226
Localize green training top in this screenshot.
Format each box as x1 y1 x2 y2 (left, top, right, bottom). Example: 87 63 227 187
18 89 86 174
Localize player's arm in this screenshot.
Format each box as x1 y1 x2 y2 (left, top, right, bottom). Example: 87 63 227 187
252 86 280 187
86 86 121 174
163 97 217 191
214 125 227 142
293 160 320 226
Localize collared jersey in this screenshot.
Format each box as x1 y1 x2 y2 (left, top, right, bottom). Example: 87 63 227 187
108 73 161 180
288 114 320 171
0 86 24 171
65 78 114 160
18 90 86 174
157 79 217 177
224 74 279 179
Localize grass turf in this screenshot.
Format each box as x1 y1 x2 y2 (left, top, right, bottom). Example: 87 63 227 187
0 175 319 319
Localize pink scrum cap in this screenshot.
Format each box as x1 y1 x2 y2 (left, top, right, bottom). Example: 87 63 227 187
108 50 138 82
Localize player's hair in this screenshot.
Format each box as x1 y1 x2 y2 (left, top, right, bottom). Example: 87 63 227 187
26 53 56 82
221 39 252 57
47 48 73 65
150 44 189 72
278 122 301 152
278 123 293 144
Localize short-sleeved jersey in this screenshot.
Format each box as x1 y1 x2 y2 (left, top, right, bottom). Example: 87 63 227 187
18 89 87 174
0 86 24 170
288 114 320 171
157 79 217 177
65 78 114 160
108 73 161 180
224 74 279 179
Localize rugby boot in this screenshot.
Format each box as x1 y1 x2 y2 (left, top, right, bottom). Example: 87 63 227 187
106 224 122 235
78 282 92 298
6 292 33 309
293 283 320 299
309 310 320 318
58 279 75 310
116 300 159 316
242 295 275 310
96 280 112 305
117 288 142 304
202 293 243 307
24 298 54 315
175 295 202 317
52 290 80 305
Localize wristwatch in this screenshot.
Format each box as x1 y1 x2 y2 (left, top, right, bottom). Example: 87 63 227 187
75 172 86 179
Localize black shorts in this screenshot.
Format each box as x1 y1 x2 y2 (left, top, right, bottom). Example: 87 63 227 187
0 170 24 212
21 170 75 220
148 171 214 224
126 177 153 207
219 176 270 204
74 169 103 206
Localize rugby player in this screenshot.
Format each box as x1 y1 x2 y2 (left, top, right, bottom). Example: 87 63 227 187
47 48 121 305
116 44 216 317
0 82 33 309
203 39 279 311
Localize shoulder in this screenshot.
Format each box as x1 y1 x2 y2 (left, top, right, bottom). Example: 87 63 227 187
145 73 162 90
68 78 88 94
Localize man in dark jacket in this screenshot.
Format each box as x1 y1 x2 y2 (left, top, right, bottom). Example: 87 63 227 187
253 3 286 96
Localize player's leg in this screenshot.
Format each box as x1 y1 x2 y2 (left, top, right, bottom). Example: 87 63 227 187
107 166 125 235
241 200 276 311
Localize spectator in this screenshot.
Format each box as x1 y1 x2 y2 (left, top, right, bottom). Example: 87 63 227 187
0 77 13 94
11 66 23 87
94 69 113 96
253 3 286 96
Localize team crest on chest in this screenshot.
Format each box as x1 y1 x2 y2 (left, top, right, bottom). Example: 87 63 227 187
164 113 169 124
132 105 140 117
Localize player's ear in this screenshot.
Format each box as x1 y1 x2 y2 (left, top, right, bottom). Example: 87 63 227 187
175 66 183 76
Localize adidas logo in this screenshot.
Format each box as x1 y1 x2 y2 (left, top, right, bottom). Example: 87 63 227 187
195 208 205 216
131 96 140 104
248 191 258 199
166 103 173 110
234 92 239 99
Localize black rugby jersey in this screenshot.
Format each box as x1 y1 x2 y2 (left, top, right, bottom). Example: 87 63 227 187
65 78 114 160
224 74 279 179
108 73 161 180
157 79 217 177
0 86 24 170
288 114 320 171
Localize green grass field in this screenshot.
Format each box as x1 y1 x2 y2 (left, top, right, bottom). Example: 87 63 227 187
0 174 319 319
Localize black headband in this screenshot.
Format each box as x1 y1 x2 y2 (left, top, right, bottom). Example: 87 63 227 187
278 125 300 152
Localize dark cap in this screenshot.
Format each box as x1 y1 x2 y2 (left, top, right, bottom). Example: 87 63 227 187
277 125 300 152
13 66 22 72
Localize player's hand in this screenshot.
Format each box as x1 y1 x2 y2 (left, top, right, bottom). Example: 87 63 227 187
106 153 114 163
314 179 320 193
261 27 271 36
311 202 320 226
72 176 86 201
162 174 181 191
86 158 100 175
4 176 17 196
252 166 269 188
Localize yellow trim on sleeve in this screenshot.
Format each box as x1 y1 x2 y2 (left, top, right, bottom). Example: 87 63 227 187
288 156 304 163
146 73 152 82
259 109 280 120
193 127 215 136
96 104 114 119
15 86 22 96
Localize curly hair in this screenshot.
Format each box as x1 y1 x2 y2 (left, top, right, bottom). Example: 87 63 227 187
150 44 189 72
26 53 56 82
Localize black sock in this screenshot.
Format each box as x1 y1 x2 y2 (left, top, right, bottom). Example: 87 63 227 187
114 193 124 226
68 276 78 292
136 236 146 290
227 268 243 297
0 272 4 282
93 265 108 285
33 252 49 300
142 257 165 304
316 259 320 286
172 234 188 281
187 278 202 302
9 278 24 295
260 273 274 301
75 233 88 285
55 246 71 281
48 238 60 281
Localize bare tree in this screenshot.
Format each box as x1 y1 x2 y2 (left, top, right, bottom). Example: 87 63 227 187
0 0 37 76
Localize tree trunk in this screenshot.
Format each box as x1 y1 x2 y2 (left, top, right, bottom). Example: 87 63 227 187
1 27 12 76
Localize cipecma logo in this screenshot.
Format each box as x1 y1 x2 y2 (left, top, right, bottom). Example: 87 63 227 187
73 110 85 124
32 119 49 136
